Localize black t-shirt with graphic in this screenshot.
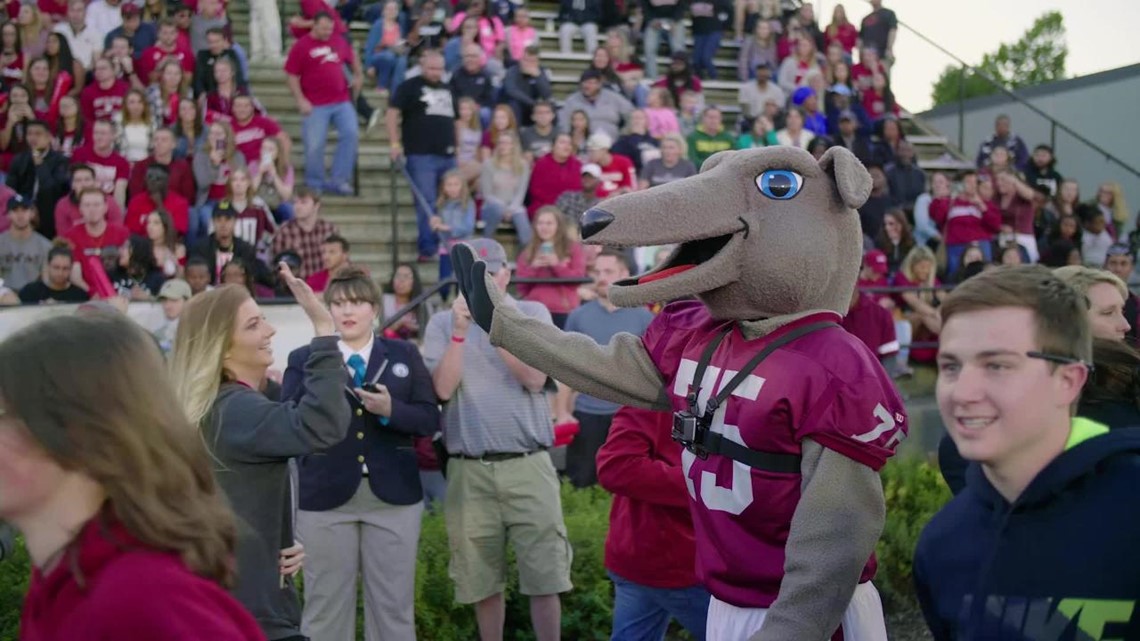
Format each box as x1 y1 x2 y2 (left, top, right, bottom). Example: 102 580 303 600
392 76 457 157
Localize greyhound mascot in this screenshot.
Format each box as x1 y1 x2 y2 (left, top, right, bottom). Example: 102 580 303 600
451 146 907 640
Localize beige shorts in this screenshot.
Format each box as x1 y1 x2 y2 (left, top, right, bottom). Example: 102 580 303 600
444 451 574 604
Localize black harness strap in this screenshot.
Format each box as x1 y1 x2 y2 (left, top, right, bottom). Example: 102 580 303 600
685 321 839 473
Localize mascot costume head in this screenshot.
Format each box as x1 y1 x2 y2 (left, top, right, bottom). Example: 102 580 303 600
451 146 907 641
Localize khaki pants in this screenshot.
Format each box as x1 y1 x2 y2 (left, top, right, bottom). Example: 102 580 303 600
444 451 573 604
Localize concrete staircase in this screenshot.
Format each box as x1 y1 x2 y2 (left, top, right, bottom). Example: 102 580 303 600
227 0 971 288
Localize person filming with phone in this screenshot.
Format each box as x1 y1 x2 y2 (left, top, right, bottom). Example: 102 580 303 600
514 206 587 329
282 266 440 641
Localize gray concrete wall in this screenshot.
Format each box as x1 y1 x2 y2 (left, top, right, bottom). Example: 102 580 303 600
920 65 1140 221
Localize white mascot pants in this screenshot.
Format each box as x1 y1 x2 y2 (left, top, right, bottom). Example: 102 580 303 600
706 581 888 640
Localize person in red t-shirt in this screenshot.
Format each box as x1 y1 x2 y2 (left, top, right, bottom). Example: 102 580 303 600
65 186 131 293
125 163 190 237
304 233 350 293
527 132 582 217
288 0 348 40
137 18 195 85
229 94 289 166
79 56 128 130
596 407 710 640
585 132 636 199
284 12 361 196
71 119 130 207
857 248 894 308
54 162 125 237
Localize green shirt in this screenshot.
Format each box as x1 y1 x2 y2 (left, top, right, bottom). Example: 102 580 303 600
687 128 737 169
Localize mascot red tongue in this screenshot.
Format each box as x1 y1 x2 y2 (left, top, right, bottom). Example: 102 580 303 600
450 146 908 641
638 263 695 284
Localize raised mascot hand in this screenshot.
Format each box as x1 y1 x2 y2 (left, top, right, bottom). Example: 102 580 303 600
450 243 496 333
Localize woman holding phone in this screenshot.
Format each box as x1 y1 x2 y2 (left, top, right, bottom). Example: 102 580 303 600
0 312 264 639
169 264 351 641
514 205 586 328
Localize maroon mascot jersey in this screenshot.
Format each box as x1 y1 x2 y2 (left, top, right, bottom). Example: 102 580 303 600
643 300 907 608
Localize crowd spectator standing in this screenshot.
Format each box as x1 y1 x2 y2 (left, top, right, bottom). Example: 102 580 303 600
285 12 360 197
424 237 571 641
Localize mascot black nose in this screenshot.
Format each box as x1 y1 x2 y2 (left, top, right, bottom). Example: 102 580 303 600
580 208 614 239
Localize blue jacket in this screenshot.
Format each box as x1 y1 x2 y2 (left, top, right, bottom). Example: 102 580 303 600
283 337 441 510
915 424 1140 640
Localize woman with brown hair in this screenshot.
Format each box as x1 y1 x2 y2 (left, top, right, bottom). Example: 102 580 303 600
514 205 587 328
0 312 264 639
875 209 915 277
169 266 351 641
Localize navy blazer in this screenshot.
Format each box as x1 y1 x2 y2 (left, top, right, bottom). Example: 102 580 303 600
283 337 441 510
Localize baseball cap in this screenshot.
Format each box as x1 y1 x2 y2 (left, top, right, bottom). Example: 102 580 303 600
158 278 192 300
581 163 603 179
586 132 612 151
211 202 236 218
838 109 857 122
464 238 508 273
579 68 602 83
7 194 32 210
121 3 140 17
829 83 853 97
863 249 888 276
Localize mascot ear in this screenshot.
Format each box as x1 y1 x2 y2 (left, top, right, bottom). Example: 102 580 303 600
818 146 872 210
699 149 733 174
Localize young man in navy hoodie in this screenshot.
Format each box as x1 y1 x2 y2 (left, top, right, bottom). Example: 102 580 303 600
915 264 1140 640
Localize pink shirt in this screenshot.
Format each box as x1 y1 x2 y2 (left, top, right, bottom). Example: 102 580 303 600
645 107 680 139
505 25 537 61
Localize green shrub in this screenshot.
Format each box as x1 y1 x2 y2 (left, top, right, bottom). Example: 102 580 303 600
0 540 29 641
0 459 951 641
876 457 953 610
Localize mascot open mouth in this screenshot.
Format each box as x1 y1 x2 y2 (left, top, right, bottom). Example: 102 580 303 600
621 218 748 286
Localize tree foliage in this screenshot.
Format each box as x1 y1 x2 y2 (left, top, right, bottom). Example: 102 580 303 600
930 11 1067 107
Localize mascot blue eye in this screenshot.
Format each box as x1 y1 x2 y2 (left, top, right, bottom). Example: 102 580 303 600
755 170 804 200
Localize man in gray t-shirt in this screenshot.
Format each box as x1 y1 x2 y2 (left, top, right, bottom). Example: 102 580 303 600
422 238 572 636
558 250 654 487
0 196 52 292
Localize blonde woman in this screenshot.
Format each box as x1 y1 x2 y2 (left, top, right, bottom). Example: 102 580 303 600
1054 265 1132 341
1095 182 1131 237
0 312 263 639
169 269 351 641
479 132 532 243
894 245 943 363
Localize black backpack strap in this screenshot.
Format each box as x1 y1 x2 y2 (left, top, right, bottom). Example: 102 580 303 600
686 326 733 416
687 321 840 473
701 321 839 423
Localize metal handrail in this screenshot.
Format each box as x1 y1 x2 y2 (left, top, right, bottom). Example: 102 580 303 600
879 4 1140 180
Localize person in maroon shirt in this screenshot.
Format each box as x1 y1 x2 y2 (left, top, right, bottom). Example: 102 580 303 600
526 132 581 218
596 406 711 639
127 127 195 202
137 18 195 85
65 186 131 292
0 312 267 641
72 118 130 207
284 12 361 196
842 287 901 366
994 169 1040 263
79 56 129 126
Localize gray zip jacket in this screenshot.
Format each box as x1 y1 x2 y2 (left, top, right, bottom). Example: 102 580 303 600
202 335 349 640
